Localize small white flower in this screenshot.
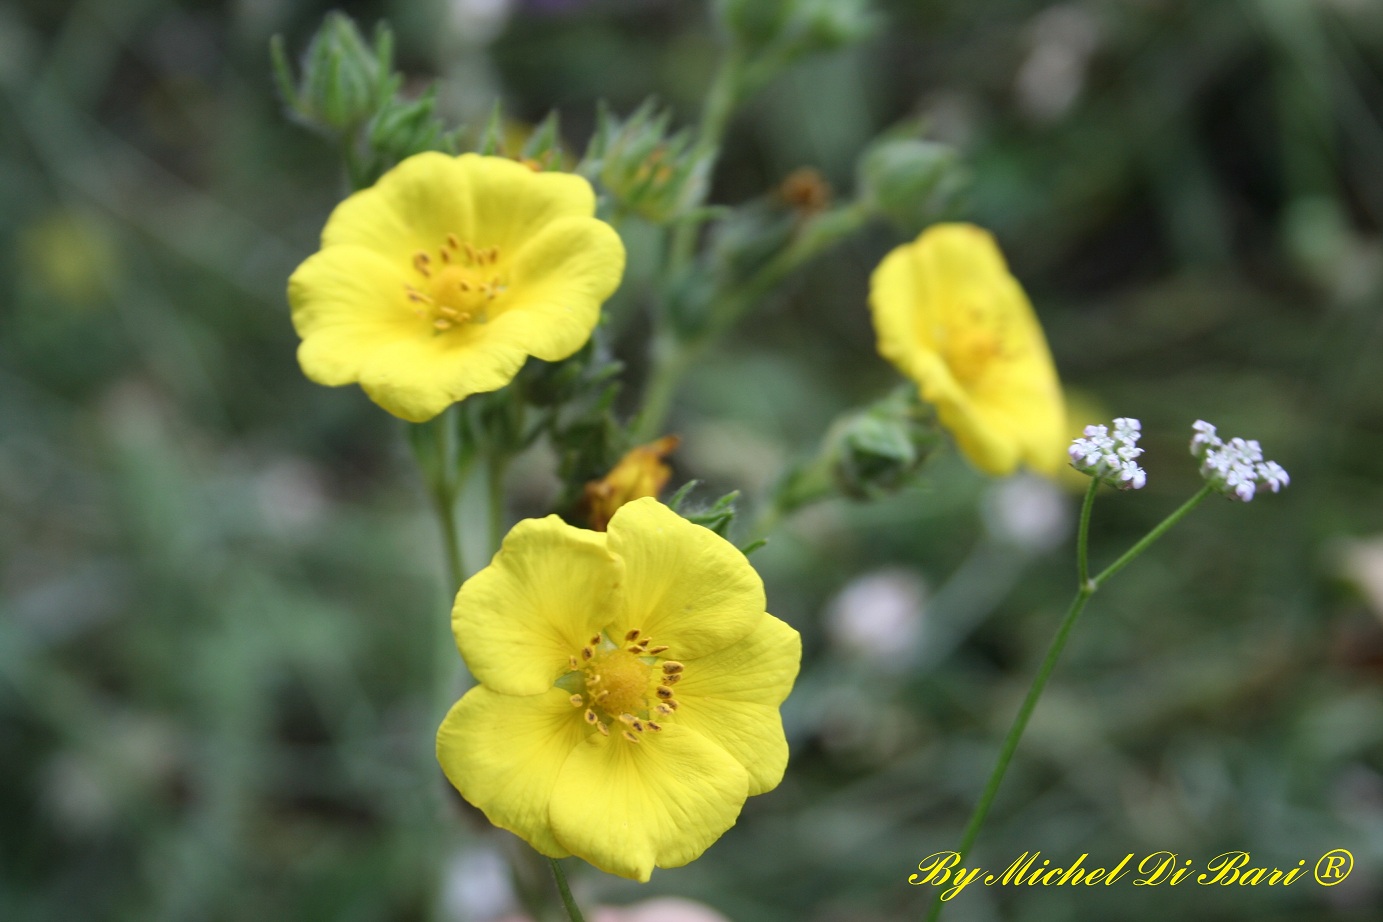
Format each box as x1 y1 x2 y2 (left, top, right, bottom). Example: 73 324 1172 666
1069 416 1146 490
1189 420 1290 502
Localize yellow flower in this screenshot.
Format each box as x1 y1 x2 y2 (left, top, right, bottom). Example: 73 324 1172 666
868 223 1065 476
288 153 625 422
582 435 680 531
437 498 800 881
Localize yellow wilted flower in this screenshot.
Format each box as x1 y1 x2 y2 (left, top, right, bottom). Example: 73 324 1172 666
437 498 800 881
582 435 680 531
868 223 1065 476
288 152 625 421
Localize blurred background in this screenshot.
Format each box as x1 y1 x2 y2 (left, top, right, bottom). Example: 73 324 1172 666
3 0 1383 920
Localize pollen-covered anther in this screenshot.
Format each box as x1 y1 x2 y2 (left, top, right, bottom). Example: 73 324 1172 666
595 721 609 736
584 709 598 725
622 730 641 743
661 662 684 675
655 686 674 700
664 698 679 711
412 251 431 277
568 656 579 670
654 704 673 717
581 647 593 660
589 635 602 647
569 694 584 708
646 721 662 732
662 673 682 686
647 645 669 654
624 629 641 642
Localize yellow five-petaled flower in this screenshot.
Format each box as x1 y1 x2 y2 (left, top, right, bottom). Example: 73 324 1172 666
437 498 800 881
869 223 1065 476
288 152 626 422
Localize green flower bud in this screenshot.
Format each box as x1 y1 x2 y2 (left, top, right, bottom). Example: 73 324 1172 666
714 0 874 62
582 100 710 224
858 137 964 233
831 388 940 500
272 13 393 135
367 89 454 162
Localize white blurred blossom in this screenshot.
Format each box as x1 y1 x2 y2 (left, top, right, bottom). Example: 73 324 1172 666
982 473 1072 552
824 568 926 670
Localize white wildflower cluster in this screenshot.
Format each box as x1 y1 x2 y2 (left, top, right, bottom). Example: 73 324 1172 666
1190 420 1290 502
1069 417 1147 490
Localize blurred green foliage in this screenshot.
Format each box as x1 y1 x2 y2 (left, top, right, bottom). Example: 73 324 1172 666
2 1 1382 921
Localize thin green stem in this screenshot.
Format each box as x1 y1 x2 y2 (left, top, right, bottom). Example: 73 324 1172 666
1093 484 1214 587
668 48 744 276
547 858 586 922
925 482 1216 921
486 452 509 555
1076 478 1099 587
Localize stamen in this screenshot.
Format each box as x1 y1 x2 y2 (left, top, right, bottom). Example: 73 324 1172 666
569 694 584 708
664 698 679 711
581 647 593 660
622 730 640 743
569 656 579 670
624 629 641 642
589 635 602 647
653 704 672 716
656 687 674 700
446 233 460 251
662 662 684 675
433 318 452 330
648 645 669 654
662 674 682 686
440 248 452 263
646 721 663 732
584 709 598 725
413 251 431 277
617 714 637 726
595 721 609 736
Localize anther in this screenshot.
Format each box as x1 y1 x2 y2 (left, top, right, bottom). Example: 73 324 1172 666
413 252 431 277
440 248 451 263
446 233 460 250
622 731 640 744
433 318 452 330
588 635 601 647
618 714 637 726
646 721 662 732
581 647 593 660
656 687 674 700
593 690 609 701
624 629 641 642
662 674 682 686
664 698 679 711
662 662 684 675
648 645 669 654
584 709 598 725
654 704 672 716
569 656 579 670
595 721 609 736
569 694 584 708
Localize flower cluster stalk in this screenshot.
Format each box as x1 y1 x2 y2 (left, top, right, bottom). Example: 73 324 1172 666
924 481 1214 922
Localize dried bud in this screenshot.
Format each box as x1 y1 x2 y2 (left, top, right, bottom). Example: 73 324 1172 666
583 436 681 531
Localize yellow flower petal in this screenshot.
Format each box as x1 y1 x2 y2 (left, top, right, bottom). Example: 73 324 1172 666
672 614 801 795
605 498 765 659
868 223 1066 476
356 333 529 423
463 154 598 250
436 686 586 858
453 516 620 696
548 724 749 882
487 216 626 362
289 246 419 386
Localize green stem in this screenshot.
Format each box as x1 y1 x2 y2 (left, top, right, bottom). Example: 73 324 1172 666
668 47 744 276
486 452 509 555
1092 485 1213 587
547 858 586 922
924 482 1215 922
1076 478 1098 587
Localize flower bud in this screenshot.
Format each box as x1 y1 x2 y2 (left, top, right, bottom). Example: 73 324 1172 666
831 389 940 500
583 101 710 223
858 137 963 233
273 13 392 134
367 89 454 162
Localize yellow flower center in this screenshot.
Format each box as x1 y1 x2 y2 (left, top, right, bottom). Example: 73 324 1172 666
564 629 684 744
403 235 508 333
939 298 1023 386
